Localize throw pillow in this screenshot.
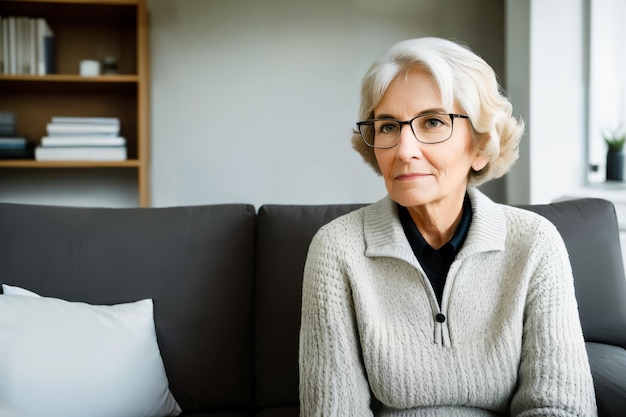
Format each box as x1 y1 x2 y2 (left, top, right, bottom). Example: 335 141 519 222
0 284 182 417
2 283 39 296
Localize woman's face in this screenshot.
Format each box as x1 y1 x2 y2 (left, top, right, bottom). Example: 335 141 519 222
373 66 487 211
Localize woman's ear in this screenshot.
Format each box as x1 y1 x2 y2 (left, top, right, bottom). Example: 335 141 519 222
472 155 488 172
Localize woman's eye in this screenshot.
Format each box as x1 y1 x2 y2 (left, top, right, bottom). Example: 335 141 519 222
424 118 444 128
379 123 398 134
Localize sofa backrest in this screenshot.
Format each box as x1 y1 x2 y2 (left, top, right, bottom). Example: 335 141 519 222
521 198 626 347
0 202 257 414
254 203 365 415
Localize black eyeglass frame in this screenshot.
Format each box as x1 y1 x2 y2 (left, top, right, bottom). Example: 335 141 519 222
356 113 469 149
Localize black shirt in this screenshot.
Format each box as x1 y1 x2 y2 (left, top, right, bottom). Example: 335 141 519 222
398 194 472 306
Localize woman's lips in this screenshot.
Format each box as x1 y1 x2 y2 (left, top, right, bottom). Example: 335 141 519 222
395 173 430 180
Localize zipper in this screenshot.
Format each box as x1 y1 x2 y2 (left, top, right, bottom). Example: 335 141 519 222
414 268 451 347
431 261 460 348
433 311 451 347
435 261 462 347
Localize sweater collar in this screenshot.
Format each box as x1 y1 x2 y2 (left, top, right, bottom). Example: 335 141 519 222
363 187 506 260
398 193 472 256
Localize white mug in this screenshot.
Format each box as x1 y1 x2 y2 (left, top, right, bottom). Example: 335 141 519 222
79 60 101 76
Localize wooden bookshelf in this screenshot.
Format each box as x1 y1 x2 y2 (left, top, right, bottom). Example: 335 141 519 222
0 0 151 206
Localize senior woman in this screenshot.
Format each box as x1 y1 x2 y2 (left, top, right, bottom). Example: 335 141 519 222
298 37 596 416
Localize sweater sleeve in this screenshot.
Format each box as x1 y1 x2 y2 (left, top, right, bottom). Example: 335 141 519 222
510 219 597 417
299 226 374 417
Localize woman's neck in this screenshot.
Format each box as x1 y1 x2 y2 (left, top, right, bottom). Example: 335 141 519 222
406 193 466 249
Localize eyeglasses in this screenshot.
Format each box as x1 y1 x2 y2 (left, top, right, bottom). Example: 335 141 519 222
356 113 469 149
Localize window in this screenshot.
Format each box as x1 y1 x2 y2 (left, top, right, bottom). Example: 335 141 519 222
587 0 626 183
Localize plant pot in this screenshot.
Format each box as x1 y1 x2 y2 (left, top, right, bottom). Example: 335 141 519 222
606 149 625 181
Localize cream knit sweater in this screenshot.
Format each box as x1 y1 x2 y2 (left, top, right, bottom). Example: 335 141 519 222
299 188 596 417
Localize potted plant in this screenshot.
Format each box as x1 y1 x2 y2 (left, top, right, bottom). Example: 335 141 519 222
603 126 626 181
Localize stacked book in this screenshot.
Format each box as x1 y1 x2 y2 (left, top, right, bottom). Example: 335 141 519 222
0 111 34 159
0 16 55 75
35 116 127 161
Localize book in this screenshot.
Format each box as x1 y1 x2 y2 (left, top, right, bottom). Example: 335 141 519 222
0 111 14 123
0 15 3 74
44 29 54 74
8 16 15 74
29 18 35 75
0 111 16 136
0 125 15 137
14 16 21 74
0 137 27 148
0 111 15 125
1 16 7 74
0 146 34 159
35 146 127 161
41 136 125 147
51 116 120 126
46 122 120 136
36 18 54 75
22 16 32 74
16 16 30 74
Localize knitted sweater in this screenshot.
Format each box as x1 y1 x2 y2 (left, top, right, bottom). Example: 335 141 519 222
299 188 596 417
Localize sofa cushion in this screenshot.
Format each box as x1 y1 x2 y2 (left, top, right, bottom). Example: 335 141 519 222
254 204 365 409
520 198 626 346
0 202 257 414
255 407 299 417
586 342 626 417
0 286 181 417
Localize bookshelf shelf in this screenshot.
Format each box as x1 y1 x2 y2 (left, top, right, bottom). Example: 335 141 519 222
0 159 141 168
0 0 150 206
2 1 140 5
0 74 139 82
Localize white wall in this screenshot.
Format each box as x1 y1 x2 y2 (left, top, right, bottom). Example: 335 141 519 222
505 0 587 204
149 0 505 208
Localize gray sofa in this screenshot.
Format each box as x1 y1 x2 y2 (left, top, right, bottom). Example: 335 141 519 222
0 197 624 416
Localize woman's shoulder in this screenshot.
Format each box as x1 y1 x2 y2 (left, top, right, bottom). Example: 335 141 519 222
469 187 558 235
314 204 367 238
469 188 563 251
501 204 559 234
311 197 390 245
498 204 568 257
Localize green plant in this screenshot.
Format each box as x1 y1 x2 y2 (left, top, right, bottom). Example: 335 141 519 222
603 126 626 152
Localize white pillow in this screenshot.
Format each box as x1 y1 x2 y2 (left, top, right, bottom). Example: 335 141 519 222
0 284 182 417
2 283 39 296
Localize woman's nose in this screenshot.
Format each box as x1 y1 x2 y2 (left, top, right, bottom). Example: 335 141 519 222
395 124 423 160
